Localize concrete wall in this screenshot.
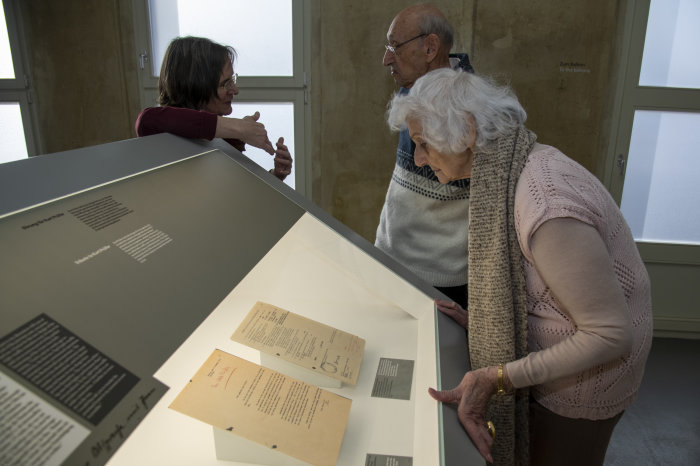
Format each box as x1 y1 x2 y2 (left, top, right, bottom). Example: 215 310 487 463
311 1 478 242
312 0 623 241
22 0 140 155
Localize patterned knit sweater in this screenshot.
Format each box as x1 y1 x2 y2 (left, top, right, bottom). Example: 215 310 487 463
375 89 470 287
375 57 474 287
507 144 653 420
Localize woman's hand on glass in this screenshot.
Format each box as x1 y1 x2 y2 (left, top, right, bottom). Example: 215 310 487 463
429 367 497 463
435 298 468 328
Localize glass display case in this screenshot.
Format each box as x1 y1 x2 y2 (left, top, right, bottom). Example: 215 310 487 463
0 134 480 465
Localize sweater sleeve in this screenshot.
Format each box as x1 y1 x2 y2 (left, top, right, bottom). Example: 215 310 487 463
135 106 218 140
506 147 633 390
135 106 246 152
505 218 633 389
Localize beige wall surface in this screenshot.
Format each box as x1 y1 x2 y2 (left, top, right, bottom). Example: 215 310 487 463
312 0 622 242
311 1 477 242
22 0 621 242
22 0 139 155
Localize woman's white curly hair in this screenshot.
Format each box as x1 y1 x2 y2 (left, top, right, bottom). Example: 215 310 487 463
387 68 526 154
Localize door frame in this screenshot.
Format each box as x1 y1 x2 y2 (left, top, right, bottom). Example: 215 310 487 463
604 0 700 337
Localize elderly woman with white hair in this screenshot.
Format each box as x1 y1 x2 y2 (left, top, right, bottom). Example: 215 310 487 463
387 68 652 466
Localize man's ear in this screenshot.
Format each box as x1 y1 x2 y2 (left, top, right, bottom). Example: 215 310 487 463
425 33 440 62
464 113 477 149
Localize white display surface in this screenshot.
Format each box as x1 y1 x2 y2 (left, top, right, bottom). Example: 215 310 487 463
108 213 440 465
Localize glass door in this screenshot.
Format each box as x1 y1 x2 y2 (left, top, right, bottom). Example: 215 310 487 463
606 0 700 336
618 0 700 245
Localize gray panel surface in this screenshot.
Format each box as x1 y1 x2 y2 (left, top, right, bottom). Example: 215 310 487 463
0 133 480 465
1 151 304 377
0 134 210 217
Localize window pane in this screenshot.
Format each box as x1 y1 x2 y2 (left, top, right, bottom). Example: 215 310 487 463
149 0 293 77
0 1 15 79
226 102 295 189
0 102 28 163
620 110 700 244
639 0 700 89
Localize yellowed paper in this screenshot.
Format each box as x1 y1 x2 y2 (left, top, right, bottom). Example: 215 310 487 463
169 349 351 466
232 302 365 386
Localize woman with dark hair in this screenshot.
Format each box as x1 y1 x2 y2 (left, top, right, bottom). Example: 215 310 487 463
387 68 652 465
135 36 292 181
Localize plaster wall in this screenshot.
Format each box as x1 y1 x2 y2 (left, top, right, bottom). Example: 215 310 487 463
22 0 139 155
312 0 622 242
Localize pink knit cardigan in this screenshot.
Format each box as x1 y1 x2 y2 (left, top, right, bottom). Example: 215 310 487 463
507 145 653 420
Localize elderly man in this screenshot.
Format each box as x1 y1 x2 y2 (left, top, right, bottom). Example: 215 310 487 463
375 4 472 308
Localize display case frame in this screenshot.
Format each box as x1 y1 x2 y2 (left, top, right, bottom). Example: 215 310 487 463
0 134 481 465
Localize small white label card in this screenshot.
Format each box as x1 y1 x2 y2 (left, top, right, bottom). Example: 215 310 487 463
366 453 414 466
370 358 415 400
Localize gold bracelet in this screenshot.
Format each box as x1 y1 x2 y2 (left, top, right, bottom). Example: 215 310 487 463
497 364 505 395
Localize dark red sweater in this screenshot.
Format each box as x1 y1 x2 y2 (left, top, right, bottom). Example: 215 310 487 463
135 106 245 152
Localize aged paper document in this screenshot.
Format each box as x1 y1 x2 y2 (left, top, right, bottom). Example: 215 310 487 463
232 302 365 386
169 349 352 466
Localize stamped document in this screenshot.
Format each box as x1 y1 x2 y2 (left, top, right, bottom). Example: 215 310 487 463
169 349 351 466
232 302 365 386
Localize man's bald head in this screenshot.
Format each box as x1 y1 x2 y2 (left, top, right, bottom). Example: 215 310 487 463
395 3 453 52
383 3 454 88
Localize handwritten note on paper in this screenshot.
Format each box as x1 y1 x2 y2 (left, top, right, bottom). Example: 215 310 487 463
231 302 366 386
169 349 352 466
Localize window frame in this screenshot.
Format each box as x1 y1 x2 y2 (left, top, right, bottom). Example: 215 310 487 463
604 0 700 264
130 0 311 197
0 0 40 158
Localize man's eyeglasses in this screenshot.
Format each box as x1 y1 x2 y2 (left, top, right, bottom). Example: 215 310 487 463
384 33 427 54
220 73 239 90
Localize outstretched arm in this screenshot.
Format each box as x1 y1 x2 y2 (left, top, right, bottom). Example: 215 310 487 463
429 217 633 463
215 111 274 154
506 217 633 388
